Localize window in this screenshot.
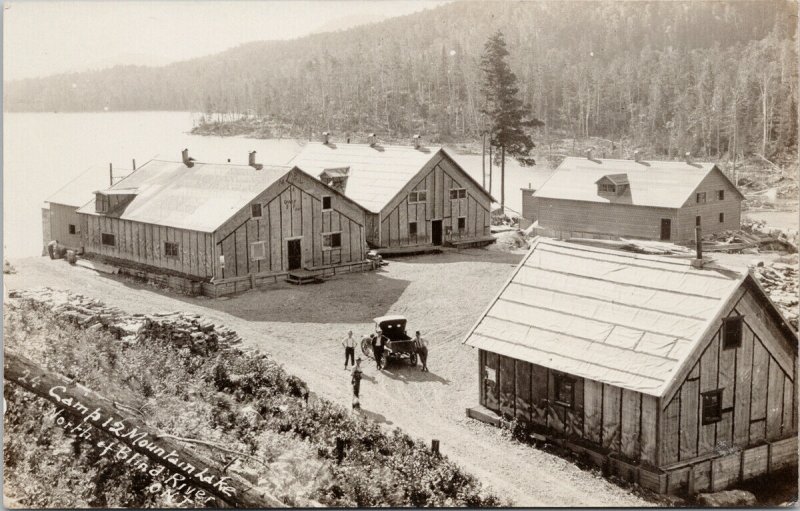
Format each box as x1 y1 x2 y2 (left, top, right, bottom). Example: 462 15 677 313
322 196 332 211
719 212 725 223
164 241 179 258
717 190 725 201
68 224 76 235
458 217 466 232
696 216 701 227
251 203 262 218
408 190 427 203
101 233 116 246
409 222 417 237
250 241 267 261
554 375 575 408
599 183 616 193
449 188 466 200
696 192 707 204
322 232 342 250
722 316 743 350
701 390 723 425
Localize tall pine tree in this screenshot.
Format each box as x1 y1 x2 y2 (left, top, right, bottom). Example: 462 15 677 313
480 30 543 211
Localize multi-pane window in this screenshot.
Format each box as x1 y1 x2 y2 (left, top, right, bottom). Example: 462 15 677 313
164 241 179 258
722 316 743 350
322 196 332 210
408 190 427 203
554 374 575 408
696 192 707 204
250 241 267 261
702 390 723 425
449 188 467 200
251 203 262 218
599 183 616 193
68 224 76 235
322 232 342 249
409 222 417 237
717 190 725 200
101 233 116 246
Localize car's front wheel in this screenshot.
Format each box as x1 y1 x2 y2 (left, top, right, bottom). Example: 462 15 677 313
409 353 418 366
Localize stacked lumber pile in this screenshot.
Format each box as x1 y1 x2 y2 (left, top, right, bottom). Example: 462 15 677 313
6 288 242 353
751 259 799 331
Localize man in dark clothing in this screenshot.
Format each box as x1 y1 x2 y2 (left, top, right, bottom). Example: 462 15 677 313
371 330 385 370
351 358 363 409
414 331 429 372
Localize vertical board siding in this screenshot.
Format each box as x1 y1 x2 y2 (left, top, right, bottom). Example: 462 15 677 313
602 384 622 453
583 379 603 444
621 389 641 460
515 361 531 424
698 335 720 456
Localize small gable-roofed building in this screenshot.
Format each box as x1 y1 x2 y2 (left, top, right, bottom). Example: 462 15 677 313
532 156 744 242
76 155 372 296
463 238 797 495
292 140 495 251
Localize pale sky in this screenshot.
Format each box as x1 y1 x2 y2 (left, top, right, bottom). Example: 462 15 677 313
3 0 447 81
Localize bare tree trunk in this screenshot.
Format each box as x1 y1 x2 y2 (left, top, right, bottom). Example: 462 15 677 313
500 145 506 213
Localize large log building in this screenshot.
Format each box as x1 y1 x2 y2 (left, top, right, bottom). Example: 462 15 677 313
75 152 372 296
529 154 744 242
292 136 495 252
464 237 797 495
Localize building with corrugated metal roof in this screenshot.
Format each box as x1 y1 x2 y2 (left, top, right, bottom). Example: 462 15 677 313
463 237 797 495
528 154 744 242
74 151 372 296
292 136 495 252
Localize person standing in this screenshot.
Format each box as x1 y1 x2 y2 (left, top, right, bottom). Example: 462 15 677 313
351 358 363 409
372 330 385 370
414 331 429 372
342 330 356 369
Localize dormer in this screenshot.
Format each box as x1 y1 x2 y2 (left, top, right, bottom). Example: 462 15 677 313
319 167 350 194
595 174 629 197
94 188 138 215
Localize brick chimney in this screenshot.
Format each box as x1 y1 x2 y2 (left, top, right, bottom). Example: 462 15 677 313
685 152 693 165
249 151 263 170
182 148 194 168
368 133 377 147
322 132 331 145
633 150 641 163
413 134 421 149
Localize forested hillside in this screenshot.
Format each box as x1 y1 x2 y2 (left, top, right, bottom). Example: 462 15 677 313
5 1 797 158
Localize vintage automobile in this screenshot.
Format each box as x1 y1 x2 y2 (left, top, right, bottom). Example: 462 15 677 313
360 315 417 367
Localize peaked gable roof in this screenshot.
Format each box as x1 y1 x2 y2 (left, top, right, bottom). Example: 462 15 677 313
534 157 743 208
76 160 294 232
291 142 493 212
463 237 748 397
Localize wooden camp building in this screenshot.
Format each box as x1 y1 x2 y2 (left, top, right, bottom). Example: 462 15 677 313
530 153 744 242
291 136 495 252
75 152 372 296
463 237 798 495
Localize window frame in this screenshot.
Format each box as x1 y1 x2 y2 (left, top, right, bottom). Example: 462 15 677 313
322 231 342 251
719 212 725 223
599 183 616 193
250 240 267 261
164 241 180 258
457 216 466 232
449 188 467 200
696 215 701 227
68 224 77 235
717 190 725 201
553 374 576 408
722 315 743 350
322 196 332 211
701 389 723 425
251 203 262 218
408 190 428 204
101 233 116 247
409 221 418 237
696 192 707 204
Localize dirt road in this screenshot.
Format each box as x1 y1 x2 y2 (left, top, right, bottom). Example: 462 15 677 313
5 251 651 506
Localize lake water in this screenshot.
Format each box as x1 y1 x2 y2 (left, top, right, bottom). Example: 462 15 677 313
3 111 551 258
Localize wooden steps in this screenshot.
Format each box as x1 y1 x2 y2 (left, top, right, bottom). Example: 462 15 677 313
285 269 324 285
466 405 502 426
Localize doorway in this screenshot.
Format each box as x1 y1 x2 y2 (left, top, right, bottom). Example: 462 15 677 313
431 220 443 246
660 219 671 241
287 239 302 270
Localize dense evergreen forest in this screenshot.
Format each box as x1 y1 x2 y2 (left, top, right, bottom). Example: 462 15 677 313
5 1 798 159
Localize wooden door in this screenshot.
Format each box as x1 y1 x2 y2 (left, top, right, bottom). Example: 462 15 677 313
661 219 671 241
431 220 443 246
482 350 500 412
287 239 302 270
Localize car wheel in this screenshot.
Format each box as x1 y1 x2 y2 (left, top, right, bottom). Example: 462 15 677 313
409 353 417 366
361 338 372 359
